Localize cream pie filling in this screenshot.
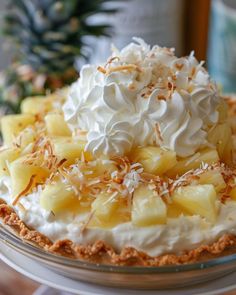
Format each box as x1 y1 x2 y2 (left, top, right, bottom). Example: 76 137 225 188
1 176 236 257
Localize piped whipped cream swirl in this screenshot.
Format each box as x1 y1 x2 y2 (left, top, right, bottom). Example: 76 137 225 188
63 38 221 157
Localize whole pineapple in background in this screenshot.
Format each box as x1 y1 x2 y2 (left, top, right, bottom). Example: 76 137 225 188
0 0 117 114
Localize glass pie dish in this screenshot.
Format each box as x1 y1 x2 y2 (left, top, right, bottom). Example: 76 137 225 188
1 223 236 290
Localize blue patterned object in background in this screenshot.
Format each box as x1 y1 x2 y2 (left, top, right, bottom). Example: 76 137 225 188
208 0 236 93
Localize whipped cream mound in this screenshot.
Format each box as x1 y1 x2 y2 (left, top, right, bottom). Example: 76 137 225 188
63 38 221 157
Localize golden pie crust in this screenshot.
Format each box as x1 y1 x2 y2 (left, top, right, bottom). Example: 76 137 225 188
1 198 236 266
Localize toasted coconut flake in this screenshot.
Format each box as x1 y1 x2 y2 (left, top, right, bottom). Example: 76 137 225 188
107 64 142 75
157 94 167 101
86 178 102 187
141 172 160 182
32 136 44 154
155 123 163 144
80 210 96 235
58 168 80 196
191 67 196 77
105 56 120 68
127 191 134 211
103 191 119 206
123 166 143 194
57 158 67 168
112 156 130 174
81 151 86 163
17 202 26 213
184 152 201 167
97 66 106 74
175 63 184 71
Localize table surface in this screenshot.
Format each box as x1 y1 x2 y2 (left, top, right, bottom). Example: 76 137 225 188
2 259 236 295
0 261 39 295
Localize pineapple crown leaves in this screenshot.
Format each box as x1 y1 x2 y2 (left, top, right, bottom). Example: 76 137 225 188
0 64 45 114
2 0 121 74
0 62 76 115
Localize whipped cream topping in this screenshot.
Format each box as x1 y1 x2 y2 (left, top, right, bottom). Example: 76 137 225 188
63 38 221 157
1 176 236 257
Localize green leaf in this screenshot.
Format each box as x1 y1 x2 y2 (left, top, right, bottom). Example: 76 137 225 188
2 0 120 74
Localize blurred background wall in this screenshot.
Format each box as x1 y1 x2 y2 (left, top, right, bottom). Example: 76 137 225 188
1 0 236 94
0 0 210 71
185 0 211 60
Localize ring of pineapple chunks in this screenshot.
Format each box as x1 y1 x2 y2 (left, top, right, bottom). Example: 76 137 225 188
131 184 218 226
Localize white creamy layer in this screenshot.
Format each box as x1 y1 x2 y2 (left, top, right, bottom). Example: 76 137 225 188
1 176 236 257
63 38 222 158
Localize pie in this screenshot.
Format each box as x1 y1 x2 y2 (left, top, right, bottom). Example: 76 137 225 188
1 38 236 266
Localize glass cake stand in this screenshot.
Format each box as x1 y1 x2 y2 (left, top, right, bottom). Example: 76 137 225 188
1 225 236 290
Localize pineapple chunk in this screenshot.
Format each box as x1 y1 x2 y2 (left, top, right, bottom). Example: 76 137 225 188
53 139 92 165
10 157 49 198
172 184 217 223
198 170 226 193
89 158 117 178
167 149 219 178
40 183 80 214
16 127 37 151
45 113 71 137
167 203 189 218
91 192 119 223
46 91 67 105
207 122 233 165
21 96 53 114
1 114 36 146
73 157 117 182
90 196 130 228
131 146 177 175
0 148 21 177
132 184 167 226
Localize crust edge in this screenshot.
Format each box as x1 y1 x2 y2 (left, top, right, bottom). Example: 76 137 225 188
1 199 236 266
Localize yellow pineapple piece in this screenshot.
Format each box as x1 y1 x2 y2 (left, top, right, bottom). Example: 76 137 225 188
1 114 36 146
172 184 217 223
15 127 37 152
46 90 68 105
72 157 117 183
21 96 53 114
50 136 72 144
91 192 119 223
207 122 233 165
131 146 177 175
90 196 130 228
198 170 226 193
0 148 21 177
167 149 219 178
53 138 92 165
167 203 190 218
89 158 117 178
10 156 49 198
132 184 167 226
40 182 80 214
45 113 71 137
